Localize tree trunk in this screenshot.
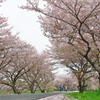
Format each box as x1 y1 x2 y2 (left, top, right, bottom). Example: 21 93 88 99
30 86 36 94
78 81 86 93
41 89 45 93
30 87 34 93
98 73 100 91
36 81 46 93
29 83 38 93
12 86 20 94
38 85 45 93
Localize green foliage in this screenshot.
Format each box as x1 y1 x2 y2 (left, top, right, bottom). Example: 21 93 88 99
66 90 100 100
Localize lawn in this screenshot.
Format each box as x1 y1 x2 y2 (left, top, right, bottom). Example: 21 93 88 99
66 90 100 100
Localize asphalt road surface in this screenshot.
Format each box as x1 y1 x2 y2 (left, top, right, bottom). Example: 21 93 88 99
0 91 71 100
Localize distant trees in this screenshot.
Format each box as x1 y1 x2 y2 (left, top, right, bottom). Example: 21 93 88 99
0 35 56 94
49 40 94 93
35 52 56 93
22 52 55 93
0 40 38 94
22 0 100 92
0 3 55 94
0 34 56 94
54 74 77 91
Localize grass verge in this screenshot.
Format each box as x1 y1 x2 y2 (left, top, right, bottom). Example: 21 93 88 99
0 90 58 95
66 90 100 100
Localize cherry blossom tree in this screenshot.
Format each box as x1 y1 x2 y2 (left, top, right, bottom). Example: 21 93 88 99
85 72 99 90
22 0 100 89
0 0 15 70
49 40 94 93
0 39 38 94
0 0 5 3
22 63 40 93
21 51 56 93
0 16 14 70
33 52 56 93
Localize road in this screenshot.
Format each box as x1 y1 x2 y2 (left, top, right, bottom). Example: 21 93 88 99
0 91 72 100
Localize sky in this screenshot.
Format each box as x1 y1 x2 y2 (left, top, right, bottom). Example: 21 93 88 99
0 0 67 75
0 0 51 53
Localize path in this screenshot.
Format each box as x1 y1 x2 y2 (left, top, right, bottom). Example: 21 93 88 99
0 91 70 100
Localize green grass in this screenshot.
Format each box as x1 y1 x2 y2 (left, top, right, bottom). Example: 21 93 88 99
66 90 100 100
0 90 59 95
35 90 58 93
35 91 42 93
22 91 31 94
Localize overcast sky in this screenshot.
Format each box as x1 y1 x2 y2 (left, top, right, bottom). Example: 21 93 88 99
0 0 51 53
0 0 67 75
